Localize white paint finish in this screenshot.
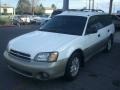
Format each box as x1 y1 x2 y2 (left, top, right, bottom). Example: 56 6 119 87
8 31 79 59
7 12 115 62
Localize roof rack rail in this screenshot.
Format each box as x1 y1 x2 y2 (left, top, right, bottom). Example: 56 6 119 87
67 9 82 11
79 9 104 13
66 9 104 13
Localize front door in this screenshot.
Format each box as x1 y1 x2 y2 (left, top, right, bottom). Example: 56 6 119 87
83 16 104 61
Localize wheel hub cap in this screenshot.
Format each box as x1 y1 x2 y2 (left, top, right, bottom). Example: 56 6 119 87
70 57 80 77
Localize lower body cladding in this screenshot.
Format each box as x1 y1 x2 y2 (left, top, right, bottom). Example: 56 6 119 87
4 51 68 80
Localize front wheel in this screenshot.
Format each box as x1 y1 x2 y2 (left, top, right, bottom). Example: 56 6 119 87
64 53 81 81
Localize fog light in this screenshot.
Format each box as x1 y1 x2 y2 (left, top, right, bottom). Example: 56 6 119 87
36 72 49 80
42 72 49 78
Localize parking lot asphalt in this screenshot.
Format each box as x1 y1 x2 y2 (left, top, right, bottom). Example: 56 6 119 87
0 25 120 90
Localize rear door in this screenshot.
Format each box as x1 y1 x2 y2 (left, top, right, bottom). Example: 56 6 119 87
98 15 113 47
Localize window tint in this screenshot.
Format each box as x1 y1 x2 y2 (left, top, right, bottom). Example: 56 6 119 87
86 15 112 35
40 16 87 36
99 15 112 26
112 15 118 20
86 16 104 34
116 15 120 18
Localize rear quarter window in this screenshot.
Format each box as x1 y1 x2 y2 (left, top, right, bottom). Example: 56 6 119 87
98 15 112 27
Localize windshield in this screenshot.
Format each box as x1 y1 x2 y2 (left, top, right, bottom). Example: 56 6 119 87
39 16 87 35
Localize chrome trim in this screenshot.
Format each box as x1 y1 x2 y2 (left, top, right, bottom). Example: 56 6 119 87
9 49 31 61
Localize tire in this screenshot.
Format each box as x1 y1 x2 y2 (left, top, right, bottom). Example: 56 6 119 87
104 37 113 52
64 52 82 81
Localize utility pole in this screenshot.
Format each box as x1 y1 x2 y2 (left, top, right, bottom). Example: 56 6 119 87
32 0 35 15
0 0 1 17
109 0 113 14
92 0 94 9
89 0 90 9
89 0 91 9
31 0 40 15
63 0 69 11
89 0 94 9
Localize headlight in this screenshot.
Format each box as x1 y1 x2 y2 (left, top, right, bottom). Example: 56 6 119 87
34 52 58 62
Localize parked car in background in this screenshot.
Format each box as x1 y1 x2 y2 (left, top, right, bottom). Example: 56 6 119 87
117 10 120 14
36 15 50 25
12 15 30 25
40 9 63 26
30 15 41 24
111 14 120 30
12 15 23 25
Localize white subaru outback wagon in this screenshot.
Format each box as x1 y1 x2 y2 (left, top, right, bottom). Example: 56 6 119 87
4 11 115 81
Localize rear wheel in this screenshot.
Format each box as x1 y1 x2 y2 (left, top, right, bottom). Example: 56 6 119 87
104 37 113 52
64 52 82 81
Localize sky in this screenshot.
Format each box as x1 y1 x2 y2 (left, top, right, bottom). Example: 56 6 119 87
1 0 120 13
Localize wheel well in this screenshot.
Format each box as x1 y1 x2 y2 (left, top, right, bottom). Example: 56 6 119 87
110 34 114 44
110 34 113 38
71 49 85 67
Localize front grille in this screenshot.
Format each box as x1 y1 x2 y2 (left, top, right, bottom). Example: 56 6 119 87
9 49 31 61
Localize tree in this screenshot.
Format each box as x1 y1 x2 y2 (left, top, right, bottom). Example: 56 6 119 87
33 4 45 15
51 4 57 10
109 0 113 14
16 0 32 14
39 4 45 15
31 0 41 15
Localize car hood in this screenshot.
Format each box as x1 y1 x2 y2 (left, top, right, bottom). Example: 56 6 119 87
9 31 78 58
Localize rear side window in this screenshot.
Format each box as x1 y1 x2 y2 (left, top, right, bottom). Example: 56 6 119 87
112 15 118 20
98 15 112 27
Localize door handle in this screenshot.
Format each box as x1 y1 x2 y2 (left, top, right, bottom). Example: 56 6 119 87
98 34 100 37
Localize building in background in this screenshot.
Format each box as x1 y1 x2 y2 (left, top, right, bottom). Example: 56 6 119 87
0 4 15 15
44 7 54 15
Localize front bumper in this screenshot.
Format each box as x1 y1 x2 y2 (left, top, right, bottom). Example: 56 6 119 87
4 51 68 80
